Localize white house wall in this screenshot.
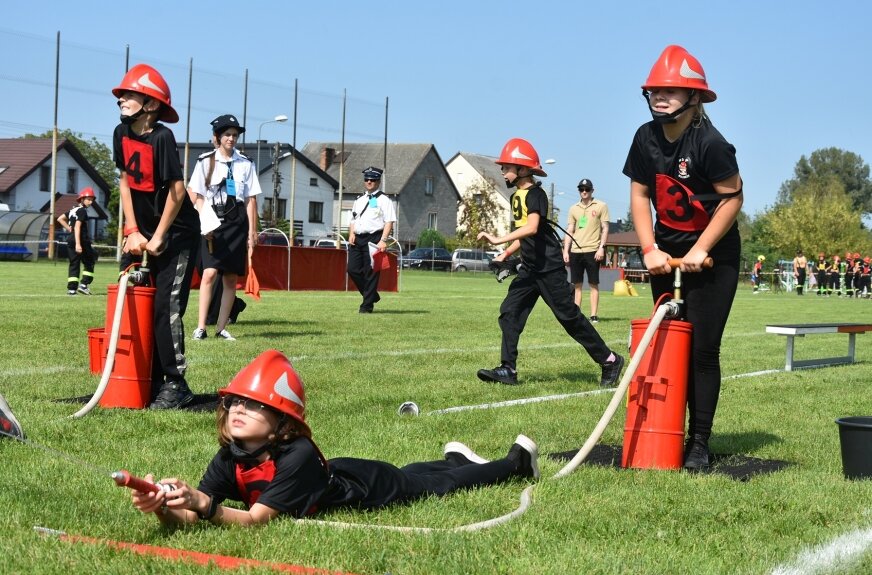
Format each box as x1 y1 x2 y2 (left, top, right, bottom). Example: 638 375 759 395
446 155 511 237
257 157 336 245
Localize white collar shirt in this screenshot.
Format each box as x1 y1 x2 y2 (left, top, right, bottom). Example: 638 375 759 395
189 148 262 204
351 188 397 234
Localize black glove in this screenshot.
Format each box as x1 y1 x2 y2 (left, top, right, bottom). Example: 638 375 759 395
489 257 521 283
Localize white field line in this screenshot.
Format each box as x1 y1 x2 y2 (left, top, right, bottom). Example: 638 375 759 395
425 388 612 415
770 523 872 575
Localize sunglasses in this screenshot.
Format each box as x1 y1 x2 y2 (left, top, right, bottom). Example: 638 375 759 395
221 395 268 413
364 178 380 183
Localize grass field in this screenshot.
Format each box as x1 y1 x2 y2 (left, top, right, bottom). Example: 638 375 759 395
1 259 871 575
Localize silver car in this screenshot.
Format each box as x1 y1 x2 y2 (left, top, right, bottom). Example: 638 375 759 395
451 249 493 272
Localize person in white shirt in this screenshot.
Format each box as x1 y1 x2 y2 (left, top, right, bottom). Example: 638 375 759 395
188 115 261 340
347 167 396 313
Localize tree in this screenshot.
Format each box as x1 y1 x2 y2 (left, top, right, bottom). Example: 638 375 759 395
455 176 504 245
24 129 120 243
757 177 872 257
620 207 635 231
418 228 447 249
777 147 872 215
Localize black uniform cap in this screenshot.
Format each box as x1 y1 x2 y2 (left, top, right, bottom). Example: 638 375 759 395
362 166 384 180
578 178 594 190
211 114 245 135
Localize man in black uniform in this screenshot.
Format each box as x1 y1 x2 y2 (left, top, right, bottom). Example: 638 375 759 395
476 137 624 387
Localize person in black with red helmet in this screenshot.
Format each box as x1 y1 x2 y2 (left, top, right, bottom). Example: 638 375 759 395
624 45 744 471
112 63 200 409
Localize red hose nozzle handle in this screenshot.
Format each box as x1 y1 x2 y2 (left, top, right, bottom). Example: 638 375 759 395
112 470 161 493
667 257 714 269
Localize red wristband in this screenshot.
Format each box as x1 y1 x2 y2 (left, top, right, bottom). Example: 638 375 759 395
123 226 139 236
642 244 658 255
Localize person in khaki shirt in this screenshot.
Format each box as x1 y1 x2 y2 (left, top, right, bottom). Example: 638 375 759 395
562 179 610 323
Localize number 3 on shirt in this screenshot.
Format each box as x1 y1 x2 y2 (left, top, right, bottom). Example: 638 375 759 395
655 174 709 232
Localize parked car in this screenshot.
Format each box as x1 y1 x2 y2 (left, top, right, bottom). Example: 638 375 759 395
402 247 452 271
451 249 493 272
314 238 350 249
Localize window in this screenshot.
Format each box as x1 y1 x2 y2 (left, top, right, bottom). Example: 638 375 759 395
39 166 51 191
473 193 483 207
66 168 78 195
309 201 324 223
261 198 287 220
427 212 438 230
424 176 434 196
309 177 318 187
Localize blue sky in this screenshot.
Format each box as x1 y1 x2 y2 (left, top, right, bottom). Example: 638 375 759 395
3 0 871 223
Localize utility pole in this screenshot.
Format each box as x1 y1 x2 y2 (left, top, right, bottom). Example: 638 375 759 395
271 141 282 226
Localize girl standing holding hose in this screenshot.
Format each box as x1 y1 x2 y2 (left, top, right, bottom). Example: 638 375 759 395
623 45 743 471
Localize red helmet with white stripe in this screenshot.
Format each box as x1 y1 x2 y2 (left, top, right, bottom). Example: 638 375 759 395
112 64 179 123
643 45 717 103
77 187 96 200
219 349 309 436
495 138 547 176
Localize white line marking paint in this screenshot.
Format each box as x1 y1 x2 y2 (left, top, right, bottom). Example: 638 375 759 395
770 524 872 575
425 388 612 415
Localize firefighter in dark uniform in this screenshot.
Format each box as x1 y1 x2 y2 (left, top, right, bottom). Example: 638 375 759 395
844 252 854 297
347 167 396 313
624 45 744 471
815 253 828 296
57 187 98 295
112 63 200 409
476 138 624 388
128 350 540 526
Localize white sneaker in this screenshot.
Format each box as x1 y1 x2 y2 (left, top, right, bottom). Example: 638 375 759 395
191 328 207 340
444 441 490 464
215 329 236 341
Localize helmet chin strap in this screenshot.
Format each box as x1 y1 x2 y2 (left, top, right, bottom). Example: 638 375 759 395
118 97 154 125
643 89 697 124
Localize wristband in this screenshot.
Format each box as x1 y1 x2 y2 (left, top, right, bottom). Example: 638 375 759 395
197 495 219 521
123 226 139 236
642 243 658 255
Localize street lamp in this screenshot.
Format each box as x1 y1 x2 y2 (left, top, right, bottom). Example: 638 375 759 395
256 114 288 173
544 159 557 221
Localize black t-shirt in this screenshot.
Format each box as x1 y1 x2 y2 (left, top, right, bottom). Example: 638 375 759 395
623 118 740 257
198 438 330 518
511 183 564 273
66 205 90 243
112 123 198 239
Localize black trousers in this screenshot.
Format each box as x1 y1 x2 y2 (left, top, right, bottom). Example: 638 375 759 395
324 456 517 510
498 265 611 370
649 258 738 439
66 241 96 290
347 232 381 311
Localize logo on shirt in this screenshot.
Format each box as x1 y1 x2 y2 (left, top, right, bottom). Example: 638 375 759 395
677 157 691 179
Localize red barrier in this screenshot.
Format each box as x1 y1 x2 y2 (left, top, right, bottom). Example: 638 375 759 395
192 246 398 292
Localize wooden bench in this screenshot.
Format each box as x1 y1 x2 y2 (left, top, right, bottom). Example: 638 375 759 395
765 323 872 371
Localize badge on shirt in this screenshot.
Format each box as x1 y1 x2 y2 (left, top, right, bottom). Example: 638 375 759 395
226 179 237 198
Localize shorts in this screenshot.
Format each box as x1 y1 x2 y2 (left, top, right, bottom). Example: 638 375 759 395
569 251 600 285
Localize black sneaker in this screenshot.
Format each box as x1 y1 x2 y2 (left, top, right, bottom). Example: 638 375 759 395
67 290 77 296
191 328 207 340
444 441 490 466
0 393 25 440
600 353 625 387
590 315 599 324
507 435 539 479
77 284 92 295
683 434 711 472
477 365 518 385
149 380 194 410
